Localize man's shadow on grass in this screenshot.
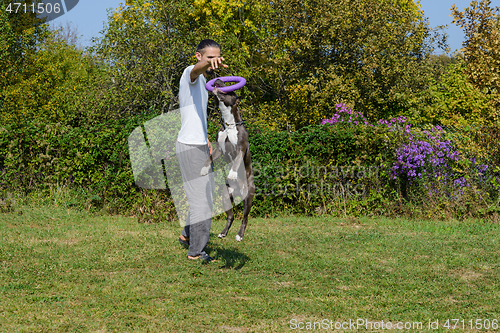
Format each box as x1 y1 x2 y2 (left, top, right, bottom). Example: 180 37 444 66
206 235 250 270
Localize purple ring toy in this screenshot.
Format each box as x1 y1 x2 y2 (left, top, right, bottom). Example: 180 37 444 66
206 76 246 93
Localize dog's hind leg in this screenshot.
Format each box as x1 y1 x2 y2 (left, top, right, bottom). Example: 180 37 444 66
219 208 235 239
236 179 255 242
218 185 235 238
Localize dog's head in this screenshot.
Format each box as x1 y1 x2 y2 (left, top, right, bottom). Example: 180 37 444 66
212 79 240 108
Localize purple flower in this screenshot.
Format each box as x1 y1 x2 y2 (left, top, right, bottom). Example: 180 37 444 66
320 107 489 199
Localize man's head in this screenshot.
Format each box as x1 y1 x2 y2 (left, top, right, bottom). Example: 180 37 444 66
196 39 221 76
196 39 220 54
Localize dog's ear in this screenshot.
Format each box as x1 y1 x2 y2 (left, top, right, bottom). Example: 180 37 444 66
235 96 241 107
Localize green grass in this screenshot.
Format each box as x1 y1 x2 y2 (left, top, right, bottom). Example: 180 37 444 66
1 205 499 332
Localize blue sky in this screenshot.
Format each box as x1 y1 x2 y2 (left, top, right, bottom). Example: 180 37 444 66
52 0 474 54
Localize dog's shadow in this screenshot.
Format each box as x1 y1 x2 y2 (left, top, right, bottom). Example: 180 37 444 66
206 237 250 270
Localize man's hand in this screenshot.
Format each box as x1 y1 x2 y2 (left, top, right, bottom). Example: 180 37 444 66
208 56 228 71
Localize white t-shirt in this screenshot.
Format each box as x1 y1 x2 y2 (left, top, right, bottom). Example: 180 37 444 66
177 65 208 145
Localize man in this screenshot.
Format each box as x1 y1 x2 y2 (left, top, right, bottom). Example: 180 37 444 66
176 39 228 262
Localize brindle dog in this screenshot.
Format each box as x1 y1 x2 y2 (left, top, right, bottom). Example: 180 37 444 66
200 79 255 241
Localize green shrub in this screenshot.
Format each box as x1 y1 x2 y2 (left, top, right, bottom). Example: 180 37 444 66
418 61 497 126
1 103 498 221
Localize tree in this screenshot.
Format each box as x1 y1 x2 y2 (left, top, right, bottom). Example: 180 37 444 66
0 1 102 126
48 20 84 49
247 0 443 129
419 59 497 126
88 0 268 119
451 0 500 122
0 0 49 83
88 0 202 116
0 36 104 126
87 0 443 129
0 0 52 123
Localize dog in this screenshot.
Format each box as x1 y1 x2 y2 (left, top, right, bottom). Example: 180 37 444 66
200 79 255 241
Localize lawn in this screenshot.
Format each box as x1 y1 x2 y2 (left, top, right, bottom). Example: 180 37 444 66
1 205 499 332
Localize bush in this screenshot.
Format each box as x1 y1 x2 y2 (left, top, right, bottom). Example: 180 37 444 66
244 103 499 219
2 102 498 221
0 114 156 215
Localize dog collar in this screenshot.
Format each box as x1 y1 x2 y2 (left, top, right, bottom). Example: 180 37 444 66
223 120 244 130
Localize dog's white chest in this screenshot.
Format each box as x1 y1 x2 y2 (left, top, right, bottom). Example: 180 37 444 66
218 101 238 153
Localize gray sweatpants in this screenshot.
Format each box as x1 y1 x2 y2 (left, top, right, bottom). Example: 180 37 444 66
176 141 213 257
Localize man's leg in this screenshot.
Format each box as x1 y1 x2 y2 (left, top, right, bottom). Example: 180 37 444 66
176 141 213 258
186 216 211 257
179 212 190 247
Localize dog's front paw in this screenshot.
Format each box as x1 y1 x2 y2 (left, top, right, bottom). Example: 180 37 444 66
228 170 238 180
200 166 210 176
235 235 243 242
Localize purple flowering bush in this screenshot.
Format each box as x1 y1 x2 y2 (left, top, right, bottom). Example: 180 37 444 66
393 125 497 206
391 126 464 196
321 103 498 218
321 103 370 126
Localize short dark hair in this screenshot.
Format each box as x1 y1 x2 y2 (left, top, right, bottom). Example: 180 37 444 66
196 39 220 54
